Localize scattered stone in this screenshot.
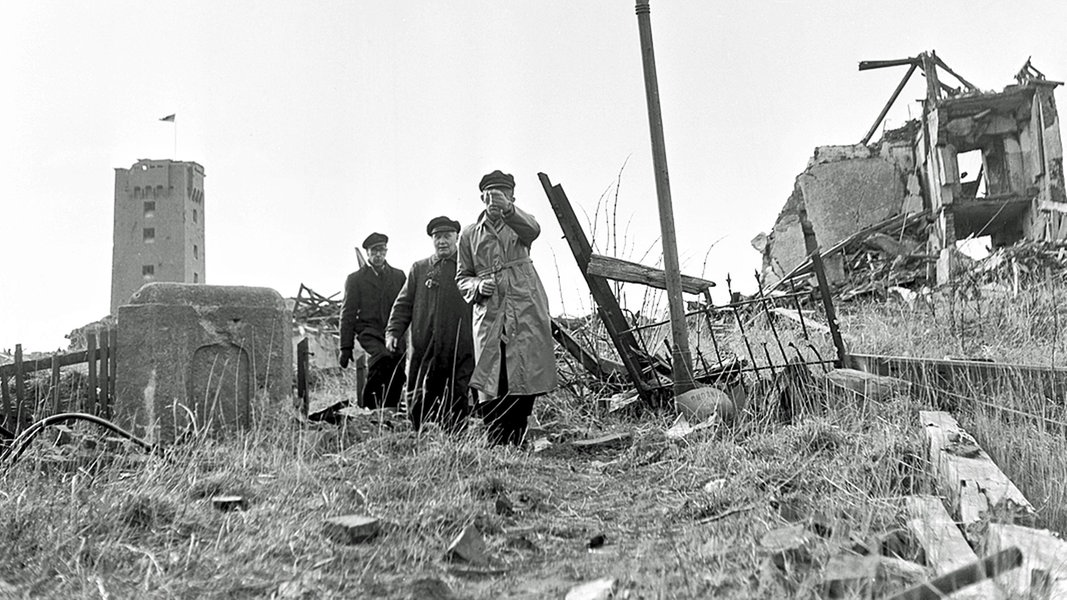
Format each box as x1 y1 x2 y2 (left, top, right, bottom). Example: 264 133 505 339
505 534 541 553
819 553 926 598
278 569 323 599
822 368 910 401
495 496 515 517
588 534 606 549
571 433 632 451
405 577 454 600
760 524 819 570
607 390 641 413
532 438 552 453
674 386 735 422
565 577 616 600
702 478 727 493
446 524 488 566
322 515 380 545
211 495 247 511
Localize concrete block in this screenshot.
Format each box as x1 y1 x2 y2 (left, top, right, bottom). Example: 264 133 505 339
322 515 381 544
116 283 292 444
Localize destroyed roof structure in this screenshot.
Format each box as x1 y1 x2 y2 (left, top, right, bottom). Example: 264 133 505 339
757 52 1065 290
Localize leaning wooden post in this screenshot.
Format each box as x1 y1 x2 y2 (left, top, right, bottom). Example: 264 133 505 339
634 0 695 395
108 328 117 417
14 344 25 427
99 330 110 417
86 332 98 414
296 338 309 416
50 354 61 417
799 205 848 367
1 373 11 429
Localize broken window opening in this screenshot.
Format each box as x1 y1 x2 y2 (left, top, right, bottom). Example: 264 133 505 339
956 235 991 260
957 150 986 199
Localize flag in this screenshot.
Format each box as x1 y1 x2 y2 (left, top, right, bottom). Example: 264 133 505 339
159 114 176 122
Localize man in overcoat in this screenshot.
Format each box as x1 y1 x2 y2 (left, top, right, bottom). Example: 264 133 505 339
339 232 407 410
385 216 475 432
456 171 557 445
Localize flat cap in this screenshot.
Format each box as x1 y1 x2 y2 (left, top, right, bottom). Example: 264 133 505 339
478 170 515 192
426 216 461 236
362 232 389 250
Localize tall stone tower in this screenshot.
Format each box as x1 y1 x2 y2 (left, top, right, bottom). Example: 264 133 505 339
110 159 206 314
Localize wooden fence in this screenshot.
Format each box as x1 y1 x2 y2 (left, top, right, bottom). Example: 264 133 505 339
0 329 117 435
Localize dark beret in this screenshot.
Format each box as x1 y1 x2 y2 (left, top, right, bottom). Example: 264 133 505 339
478 170 515 192
426 216 461 236
362 232 389 250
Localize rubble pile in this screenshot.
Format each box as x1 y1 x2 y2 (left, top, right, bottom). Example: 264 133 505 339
834 213 934 301
971 241 1067 285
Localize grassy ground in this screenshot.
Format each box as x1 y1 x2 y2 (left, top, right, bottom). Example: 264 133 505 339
3 274 1065 598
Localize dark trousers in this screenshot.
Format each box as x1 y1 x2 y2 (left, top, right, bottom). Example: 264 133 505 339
408 370 472 434
362 354 406 410
479 342 537 446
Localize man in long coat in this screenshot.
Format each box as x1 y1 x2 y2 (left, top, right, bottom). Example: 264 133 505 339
385 216 475 432
339 232 407 409
456 170 557 445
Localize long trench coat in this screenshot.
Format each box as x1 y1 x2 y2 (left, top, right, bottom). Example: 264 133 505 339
385 253 474 393
456 206 557 399
340 263 407 368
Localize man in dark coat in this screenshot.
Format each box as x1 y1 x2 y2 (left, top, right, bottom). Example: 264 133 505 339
456 171 557 445
339 232 407 409
385 216 475 432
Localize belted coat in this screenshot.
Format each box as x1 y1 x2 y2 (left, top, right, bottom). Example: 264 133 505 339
385 253 474 392
339 263 406 368
456 206 557 399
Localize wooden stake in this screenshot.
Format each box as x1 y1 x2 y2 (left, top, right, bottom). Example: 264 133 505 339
14 344 24 426
635 0 695 395
86 332 97 414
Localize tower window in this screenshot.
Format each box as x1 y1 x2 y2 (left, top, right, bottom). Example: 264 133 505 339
155 185 164 198
134 186 142 199
142 265 155 278
144 201 155 218
193 272 199 283
143 228 155 243
193 244 199 259
193 209 198 223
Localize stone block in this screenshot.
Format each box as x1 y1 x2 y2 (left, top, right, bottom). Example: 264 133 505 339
116 283 293 444
322 515 381 544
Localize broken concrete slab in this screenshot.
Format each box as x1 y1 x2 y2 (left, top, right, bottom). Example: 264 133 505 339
760 524 819 570
211 495 247 511
446 524 488 566
564 577 616 600
984 523 1067 598
322 515 380 545
819 553 926 599
822 368 911 401
674 386 735 422
920 411 1035 534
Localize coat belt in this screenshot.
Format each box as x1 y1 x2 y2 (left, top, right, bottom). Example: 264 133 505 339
479 256 532 277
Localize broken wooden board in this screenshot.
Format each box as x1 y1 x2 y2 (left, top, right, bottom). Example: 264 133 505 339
920 411 1034 536
586 253 715 294
822 368 911 401
904 495 1005 599
985 523 1067 599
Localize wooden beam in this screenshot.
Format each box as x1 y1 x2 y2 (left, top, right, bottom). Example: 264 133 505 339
14 344 24 427
799 205 847 366
107 328 117 418
86 332 97 415
859 57 920 71
539 173 659 400
861 63 918 146
885 547 1021 600
296 338 309 416
985 523 1067 599
552 320 610 382
932 54 980 93
586 254 714 294
905 495 1006 599
0 349 93 378
919 411 1034 536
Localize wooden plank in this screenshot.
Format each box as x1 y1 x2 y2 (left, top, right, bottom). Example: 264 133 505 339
799 206 846 366
859 57 920 71
108 328 117 417
919 411 1034 537
86 332 97 415
847 353 1067 402
0 349 91 378
296 338 309 416
886 547 1021 600
50 354 61 417
539 173 658 400
14 344 24 427
587 254 714 295
904 495 1006 599
98 330 110 417
985 523 1067 599
551 320 607 381
0 373 11 428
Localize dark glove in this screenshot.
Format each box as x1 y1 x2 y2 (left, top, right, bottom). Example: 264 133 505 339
339 348 353 369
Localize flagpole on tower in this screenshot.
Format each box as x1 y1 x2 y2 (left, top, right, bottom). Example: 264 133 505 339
159 113 176 159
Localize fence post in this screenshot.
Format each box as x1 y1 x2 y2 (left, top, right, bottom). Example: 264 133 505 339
86 332 97 414
108 328 117 418
14 344 25 427
799 206 848 367
296 338 309 416
99 330 110 417
1 374 11 429
50 354 61 417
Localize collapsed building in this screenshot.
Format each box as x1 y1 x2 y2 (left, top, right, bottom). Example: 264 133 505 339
757 52 1065 290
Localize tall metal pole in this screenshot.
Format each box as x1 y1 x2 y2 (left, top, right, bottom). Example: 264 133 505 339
635 0 695 395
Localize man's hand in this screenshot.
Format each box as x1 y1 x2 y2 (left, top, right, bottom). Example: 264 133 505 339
386 334 399 353
338 348 353 369
483 189 513 219
478 277 497 297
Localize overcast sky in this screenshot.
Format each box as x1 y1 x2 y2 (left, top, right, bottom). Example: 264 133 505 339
3 1 1066 352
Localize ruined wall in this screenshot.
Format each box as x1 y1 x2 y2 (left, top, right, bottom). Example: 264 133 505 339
758 138 919 284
